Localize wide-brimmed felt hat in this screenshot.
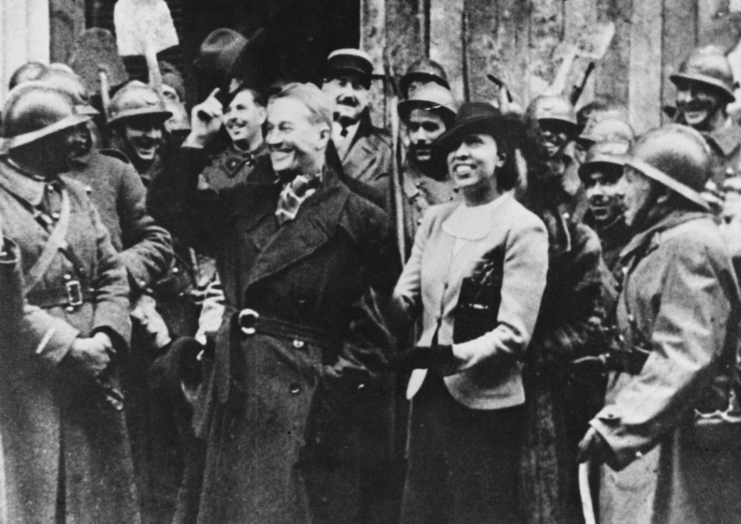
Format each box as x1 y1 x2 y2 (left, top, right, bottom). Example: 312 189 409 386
432 102 522 159
194 28 256 93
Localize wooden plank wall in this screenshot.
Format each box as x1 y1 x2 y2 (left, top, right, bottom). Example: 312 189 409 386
361 0 741 133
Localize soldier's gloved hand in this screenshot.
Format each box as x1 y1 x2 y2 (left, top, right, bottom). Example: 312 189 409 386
389 345 456 375
184 88 224 149
65 334 112 379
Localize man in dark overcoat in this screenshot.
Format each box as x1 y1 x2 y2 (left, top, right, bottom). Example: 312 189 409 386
0 84 138 524
148 82 397 524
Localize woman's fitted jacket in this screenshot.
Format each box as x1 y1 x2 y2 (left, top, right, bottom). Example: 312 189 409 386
393 194 549 409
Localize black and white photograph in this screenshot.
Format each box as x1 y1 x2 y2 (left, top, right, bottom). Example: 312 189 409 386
2 1 741 523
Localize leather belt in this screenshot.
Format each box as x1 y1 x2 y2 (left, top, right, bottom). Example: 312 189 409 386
233 308 340 350
27 280 93 310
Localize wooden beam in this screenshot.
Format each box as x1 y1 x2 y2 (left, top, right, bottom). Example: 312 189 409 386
464 0 499 104
429 0 465 100
595 0 632 108
386 0 426 82
495 0 530 108
360 0 387 127
662 0 697 123
628 0 663 132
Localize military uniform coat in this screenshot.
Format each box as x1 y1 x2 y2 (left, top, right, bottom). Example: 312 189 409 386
148 148 397 524
704 120 741 187
68 148 173 291
591 210 741 524
198 144 268 192
0 159 138 524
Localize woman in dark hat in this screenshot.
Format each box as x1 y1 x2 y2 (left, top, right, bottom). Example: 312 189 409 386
389 103 549 523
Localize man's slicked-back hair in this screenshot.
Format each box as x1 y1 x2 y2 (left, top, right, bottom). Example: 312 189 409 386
269 82 333 130
232 85 266 108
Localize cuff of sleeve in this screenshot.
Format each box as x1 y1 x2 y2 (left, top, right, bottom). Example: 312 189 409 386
590 415 640 471
34 318 80 366
91 326 128 357
124 260 154 293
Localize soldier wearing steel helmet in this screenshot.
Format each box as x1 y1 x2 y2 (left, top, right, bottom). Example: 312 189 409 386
38 67 184 522
396 82 461 251
0 82 139 524
399 58 450 99
579 140 633 271
523 94 588 223
106 80 173 183
671 46 741 191
38 68 174 304
578 124 741 524
575 108 634 164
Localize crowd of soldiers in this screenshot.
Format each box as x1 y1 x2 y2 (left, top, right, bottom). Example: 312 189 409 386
1 24 741 524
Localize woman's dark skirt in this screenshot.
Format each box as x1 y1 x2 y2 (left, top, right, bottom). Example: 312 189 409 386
400 373 524 524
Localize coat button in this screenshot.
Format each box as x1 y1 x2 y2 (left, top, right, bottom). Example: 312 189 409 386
293 339 305 349
289 383 301 395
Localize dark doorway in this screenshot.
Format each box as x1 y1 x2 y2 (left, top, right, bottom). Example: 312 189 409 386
87 0 360 102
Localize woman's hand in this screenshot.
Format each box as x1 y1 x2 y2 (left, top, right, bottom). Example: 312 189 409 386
389 345 456 374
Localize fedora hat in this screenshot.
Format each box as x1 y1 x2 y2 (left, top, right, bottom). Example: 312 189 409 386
433 102 521 158
194 28 255 93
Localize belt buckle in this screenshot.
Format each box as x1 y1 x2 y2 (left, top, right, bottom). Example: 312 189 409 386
66 280 83 307
238 308 260 336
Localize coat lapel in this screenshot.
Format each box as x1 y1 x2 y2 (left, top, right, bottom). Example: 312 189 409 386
246 168 350 287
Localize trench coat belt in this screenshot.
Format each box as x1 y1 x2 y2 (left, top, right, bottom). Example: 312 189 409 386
26 280 93 309
230 307 341 350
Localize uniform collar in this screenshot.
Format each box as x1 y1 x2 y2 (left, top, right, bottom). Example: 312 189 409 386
619 209 708 261
706 120 741 157
0 157 58 207
230 141 265 158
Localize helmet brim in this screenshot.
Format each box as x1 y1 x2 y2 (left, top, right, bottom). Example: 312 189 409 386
626 157 710 211
106 109 173 128
669 72 735 103
6 114 92 150
398 99 456 126
400 73 450 97
577 155 626 180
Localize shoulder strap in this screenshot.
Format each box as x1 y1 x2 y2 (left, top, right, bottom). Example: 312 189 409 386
22 188 71 296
